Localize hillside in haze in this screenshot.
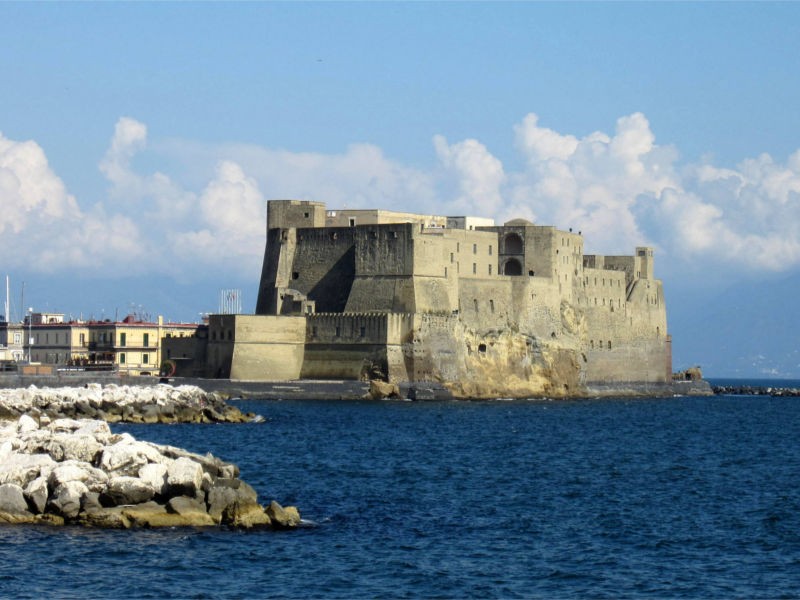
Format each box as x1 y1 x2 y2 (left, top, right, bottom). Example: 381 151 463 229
669 274 800 379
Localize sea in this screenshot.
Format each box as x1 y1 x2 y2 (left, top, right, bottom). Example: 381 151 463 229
2 378 800 599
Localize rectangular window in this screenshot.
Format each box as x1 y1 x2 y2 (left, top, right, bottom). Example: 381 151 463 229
473 243 477 254
472 263 477 274
119 353 126 364
359 326 366 337
489 245 493 256
143 333 149 347
120 333 126 347
488 264 492 275
143 353 149 364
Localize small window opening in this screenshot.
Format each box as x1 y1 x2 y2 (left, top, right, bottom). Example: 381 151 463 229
292 272 299 280
478 343 487 353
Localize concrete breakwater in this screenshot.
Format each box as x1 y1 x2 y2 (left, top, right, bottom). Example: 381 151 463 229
0 414 300 528
0 383 254 424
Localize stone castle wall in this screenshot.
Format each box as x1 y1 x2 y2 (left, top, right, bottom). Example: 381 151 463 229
242 200 672 396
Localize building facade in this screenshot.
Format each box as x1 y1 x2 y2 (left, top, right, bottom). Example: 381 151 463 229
25 313 199 376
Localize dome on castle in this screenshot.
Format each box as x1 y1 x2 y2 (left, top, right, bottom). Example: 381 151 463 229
504 218 534 226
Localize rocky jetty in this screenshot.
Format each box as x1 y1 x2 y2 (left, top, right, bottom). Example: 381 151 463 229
713 385 800 397
0 383 253 424
0 414 300 528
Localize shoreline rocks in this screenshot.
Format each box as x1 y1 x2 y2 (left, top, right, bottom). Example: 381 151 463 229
0 414 300 529
0 383 253 424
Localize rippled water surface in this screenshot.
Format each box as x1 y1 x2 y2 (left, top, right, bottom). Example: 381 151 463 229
2 392 800 598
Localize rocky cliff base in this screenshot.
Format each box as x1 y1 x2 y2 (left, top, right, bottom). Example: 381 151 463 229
0 414 300 529
0 383 253 424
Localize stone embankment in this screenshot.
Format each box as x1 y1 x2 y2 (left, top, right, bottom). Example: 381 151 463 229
0 414 300 529
0 383 254 424
713 385 800 397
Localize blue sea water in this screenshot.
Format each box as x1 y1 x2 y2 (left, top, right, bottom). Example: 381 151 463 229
2 384 800 598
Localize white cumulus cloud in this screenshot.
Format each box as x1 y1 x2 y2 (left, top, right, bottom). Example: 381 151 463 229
5 112 800 288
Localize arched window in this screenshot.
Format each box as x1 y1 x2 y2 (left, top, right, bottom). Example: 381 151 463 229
504 233 523 254
503 258 523 276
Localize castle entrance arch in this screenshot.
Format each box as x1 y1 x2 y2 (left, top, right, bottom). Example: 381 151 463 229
502 258 523 276
503 232 524 254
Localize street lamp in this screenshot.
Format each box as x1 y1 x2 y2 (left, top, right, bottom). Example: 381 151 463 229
27 307 33 363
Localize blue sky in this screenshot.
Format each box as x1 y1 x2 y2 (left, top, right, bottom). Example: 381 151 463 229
2 2 800 377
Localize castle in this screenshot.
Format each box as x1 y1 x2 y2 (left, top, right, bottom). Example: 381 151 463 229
201 199 670 398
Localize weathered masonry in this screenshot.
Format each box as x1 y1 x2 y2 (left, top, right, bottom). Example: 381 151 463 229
206 199 670 398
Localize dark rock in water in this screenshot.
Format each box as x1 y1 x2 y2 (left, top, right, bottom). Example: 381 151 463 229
166 496 215 526
266 500 301 529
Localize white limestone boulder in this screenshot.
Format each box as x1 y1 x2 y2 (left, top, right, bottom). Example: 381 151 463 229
16 414 39 434
166 457 204 497
138 463 169 497
0 453 57 487
46 433 104 463
99 440 165 476
0 483 31 515
24 476 49 514
48 461 108 493
48 480 89 519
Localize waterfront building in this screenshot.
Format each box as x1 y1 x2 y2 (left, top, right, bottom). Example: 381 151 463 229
24 313 199 376
0 318 24 364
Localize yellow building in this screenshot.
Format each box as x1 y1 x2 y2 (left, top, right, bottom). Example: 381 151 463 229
27 313 199 376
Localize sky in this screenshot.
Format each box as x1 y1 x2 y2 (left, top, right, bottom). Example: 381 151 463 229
2 2 800 378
